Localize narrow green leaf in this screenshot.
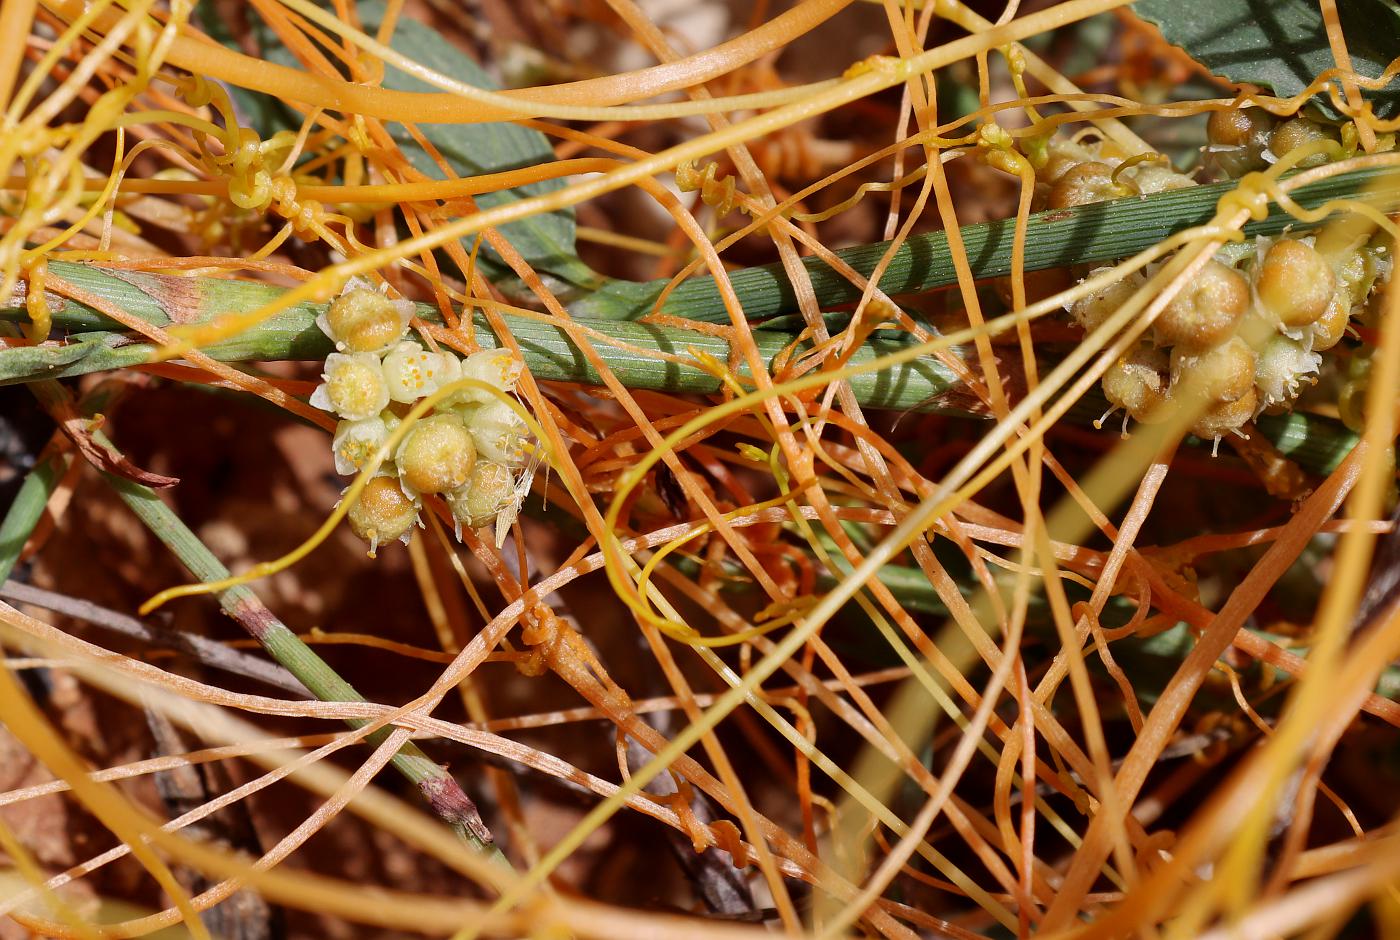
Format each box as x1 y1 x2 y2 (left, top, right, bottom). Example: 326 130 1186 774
0 455 63 584
0 262 1363 478
0 333 103 382
573 165 1400 321
0 262 964 414
1133 0 1400 120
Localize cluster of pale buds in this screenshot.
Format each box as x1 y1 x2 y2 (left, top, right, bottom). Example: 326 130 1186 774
309 281 532 552
1072 232 1389 445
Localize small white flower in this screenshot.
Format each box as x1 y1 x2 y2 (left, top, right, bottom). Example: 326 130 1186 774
331 414 391 476
381 341 460 403
310 352 390 420
445 349 524 405
1254 334 1321 411
461 399 529 466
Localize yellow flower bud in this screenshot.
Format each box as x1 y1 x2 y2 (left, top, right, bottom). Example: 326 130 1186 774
1069 269 1147 333
1047 161 1117 209
1190 389 1257 443
1154 260 1249 349
1205 107 1276 177
347 475 419 553
395 413 476 495
1103 345 1170 423
1257 238 1337 329
1268 117 1337 167
1171 337 1257 406
318 287 413 354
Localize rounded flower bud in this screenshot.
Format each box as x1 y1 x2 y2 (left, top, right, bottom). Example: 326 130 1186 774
381 341 461 403
1154 260 1250 349
1310 291 1353 351
1208 107 1274 148
447 460 516 530
310 352 390 420
1332 240 1390 307
1191 389 1257 442
1268 117 1338 167
318 288 413 354
1038 138 1107 184
1047 161 1117 209
1254 334 1321 411
331 413 390 476
1069 269 1147 333
395 413 476 495
347 475 419 552
461 400 529 466
1171 337 1256 405
1205 107 1276 177
1257 238 1337 328
1103 345 1170 423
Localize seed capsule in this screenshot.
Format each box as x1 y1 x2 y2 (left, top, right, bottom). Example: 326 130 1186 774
347 475 419 553
1190 389 1257 442
1103 345 1170 423
461 400 529 466
1254 334 1321 411
1268 117 1338 167
318 288 413 354
1207 107 1273 148
395 413 476 495
1039 137 1127 184
1047 161 1117 209
1310 291 1353 351
310 352 390 420
331 414 390 476
1069 269 1147 333
447 460 515 530
1154 260 1250 349
1205 107 1276 177
1257 238 1337 328
1171 337 1256 405
381 341 461 403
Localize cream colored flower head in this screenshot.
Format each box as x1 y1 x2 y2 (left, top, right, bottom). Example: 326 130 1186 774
381 341 461 403
311 352 390 421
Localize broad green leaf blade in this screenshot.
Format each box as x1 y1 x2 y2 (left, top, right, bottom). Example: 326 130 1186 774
1133 0 1400 120
194 1 596 292
352 1 597 292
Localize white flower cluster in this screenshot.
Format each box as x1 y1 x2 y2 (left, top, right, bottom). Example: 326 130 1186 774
309 283 530 552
